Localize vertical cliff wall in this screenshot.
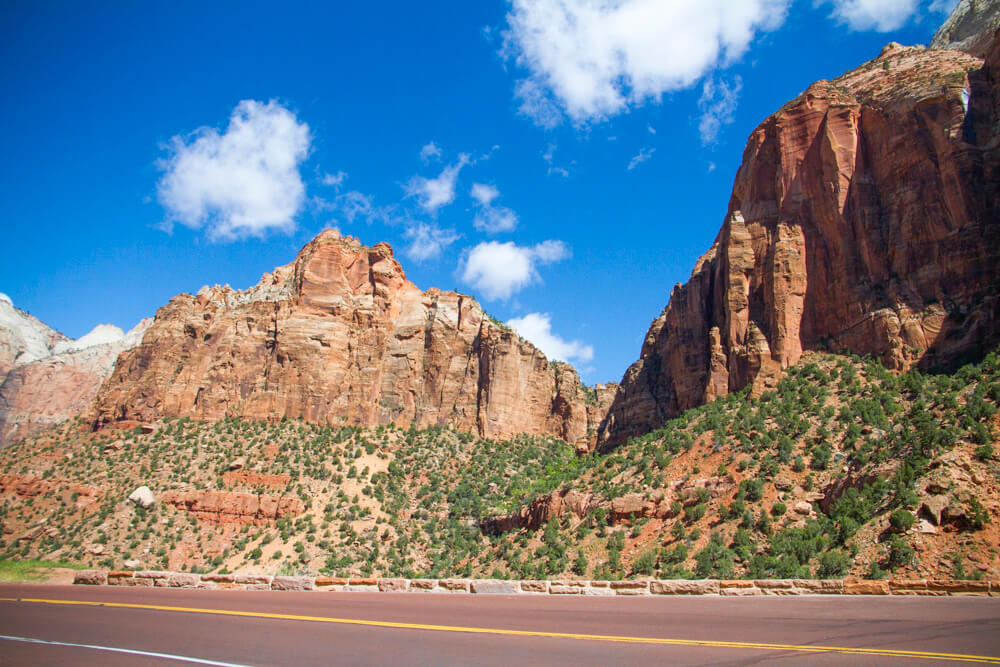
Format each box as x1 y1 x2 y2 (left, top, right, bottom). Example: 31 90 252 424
600 37 1000 446
91 230 613 446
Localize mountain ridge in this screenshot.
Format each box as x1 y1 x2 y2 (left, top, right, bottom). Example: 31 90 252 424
88 229 615 447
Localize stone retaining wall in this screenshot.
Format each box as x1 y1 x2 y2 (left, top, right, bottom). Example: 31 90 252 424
72 570 1000 596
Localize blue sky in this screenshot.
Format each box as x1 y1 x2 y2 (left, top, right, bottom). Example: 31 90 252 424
0 0 958 384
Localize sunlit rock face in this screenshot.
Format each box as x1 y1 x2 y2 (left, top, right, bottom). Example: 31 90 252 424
600 37 1000 447
91 230 614 446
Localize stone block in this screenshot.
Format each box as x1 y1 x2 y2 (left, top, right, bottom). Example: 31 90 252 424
314 577 349 587
926 580 989 595
345 584 379 592
549 585 584 594
844 580 890 595
235 574 272 585
794 579 843 594
609 580 649 590
378 578 408 592
409 579 437 590
243 584 271 591
471 580 518 595
122 576 153 587
271 576 315 591
167 573 201 588
200 574 235 583
519 581 548 593
720 580 760 596
349 577 378 586
611 581 649 595
438 579 470 592
650 580 720 595
73 570 108 586
890 579 927 594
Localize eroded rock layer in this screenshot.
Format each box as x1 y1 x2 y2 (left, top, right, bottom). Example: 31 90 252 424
600 38 1000 446
0 319 153 447
91 231 614 445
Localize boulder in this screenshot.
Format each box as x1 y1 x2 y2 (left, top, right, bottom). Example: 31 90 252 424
127 486 156 509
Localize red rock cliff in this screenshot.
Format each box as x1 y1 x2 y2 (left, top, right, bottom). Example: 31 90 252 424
91 230 613 445
600 38 1000 447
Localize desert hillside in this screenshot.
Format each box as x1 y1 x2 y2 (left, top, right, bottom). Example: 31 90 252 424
1 349 996 581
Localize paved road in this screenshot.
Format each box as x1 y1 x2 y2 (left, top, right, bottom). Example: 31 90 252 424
0 584 998 665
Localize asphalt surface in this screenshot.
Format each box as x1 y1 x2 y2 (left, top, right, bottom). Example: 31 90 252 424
0 584 998 665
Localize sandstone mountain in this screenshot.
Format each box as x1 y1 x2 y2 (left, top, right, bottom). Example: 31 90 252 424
599 32 1000 446
0 294 69 379
0 312 152 447
90 231 614 447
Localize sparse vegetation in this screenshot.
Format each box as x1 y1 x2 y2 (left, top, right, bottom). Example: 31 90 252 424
0 349 997 580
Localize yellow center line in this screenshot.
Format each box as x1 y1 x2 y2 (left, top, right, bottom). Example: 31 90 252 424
6 596 1000 664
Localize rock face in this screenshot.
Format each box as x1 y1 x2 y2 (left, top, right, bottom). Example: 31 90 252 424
0 296 68 378
932 0 1000 57
159 490 305 524
599 37 1000 446
91 231 613 445
0 318 152 447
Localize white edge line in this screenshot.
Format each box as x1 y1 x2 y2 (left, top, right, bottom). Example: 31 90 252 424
0 634 253 667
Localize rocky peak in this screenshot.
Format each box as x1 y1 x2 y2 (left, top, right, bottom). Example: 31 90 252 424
0 294 69 378
89 230 615 448
932 0 1000 57
0 314 153 447
598 31 1000 447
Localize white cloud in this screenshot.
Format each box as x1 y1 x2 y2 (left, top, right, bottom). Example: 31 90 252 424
404 223 460 262
503 0 789 126
826 0 920 31
474 206 519 234
627 147 656 170
698 75 742 145
929 0 959 12
542 144 570 178
157 99 311 241
470 183 519 234
470 183 500 206
508 312 594 364
335 190 394 225
420 141 443 162
647 124 657 134
405 155 470 213
460 240 569 300
321 171 347 188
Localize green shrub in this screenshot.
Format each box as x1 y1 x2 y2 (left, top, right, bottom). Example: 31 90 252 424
815 550 850 579
965 498 990 531
888 510 915 533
